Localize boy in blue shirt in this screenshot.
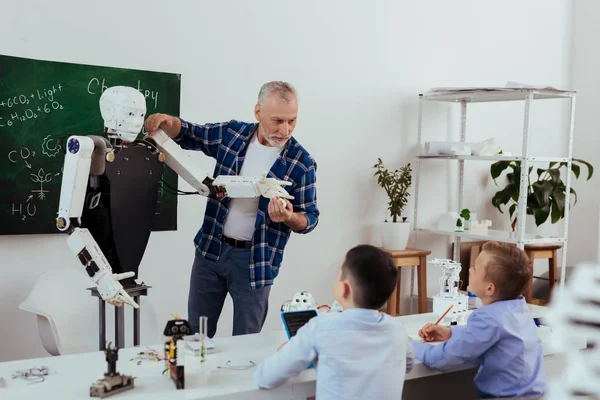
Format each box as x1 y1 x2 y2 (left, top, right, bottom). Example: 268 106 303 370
413 241 547 399
254 244 414 399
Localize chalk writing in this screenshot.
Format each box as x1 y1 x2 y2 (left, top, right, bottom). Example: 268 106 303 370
86 78 159 108
41 135 62 157
30 168 52 200
0 84 64 128
12 202 37 220
7 147 33 169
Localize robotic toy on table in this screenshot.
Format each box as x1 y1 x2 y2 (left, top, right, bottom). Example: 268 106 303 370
55 85 294 309
430 258 468 324
281 291 344 313
89 343 135 398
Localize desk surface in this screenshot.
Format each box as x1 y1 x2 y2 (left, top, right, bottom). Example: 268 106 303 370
0 305 561 400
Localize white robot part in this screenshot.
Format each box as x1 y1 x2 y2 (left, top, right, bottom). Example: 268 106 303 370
430 258 468 323
56 136 95 231
66 228 139 308
544 263 598 400
144 129 212 196
146 130 294 204
282 292 318 312
100 86 147 143
176 338 185 367
213 172 294 205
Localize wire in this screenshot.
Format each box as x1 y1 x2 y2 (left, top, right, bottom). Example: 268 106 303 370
217 360 256 370
160 178 197 195
12 366 51 383
130 347 164 364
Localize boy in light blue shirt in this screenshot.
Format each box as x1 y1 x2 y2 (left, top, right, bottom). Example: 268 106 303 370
254 244 414 400
413 241 547 399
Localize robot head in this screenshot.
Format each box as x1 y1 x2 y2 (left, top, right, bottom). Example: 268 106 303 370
99 86 147 142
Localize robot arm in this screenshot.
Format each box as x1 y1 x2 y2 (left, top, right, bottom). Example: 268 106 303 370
56 135 138 309
144 129 294 204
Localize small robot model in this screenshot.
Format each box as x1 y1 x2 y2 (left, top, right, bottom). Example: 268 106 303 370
430 258 469 323
163 317 192 389
282 291 318 312
90 343 134 398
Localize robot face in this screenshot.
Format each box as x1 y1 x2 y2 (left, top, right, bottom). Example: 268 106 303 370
99 86 147 142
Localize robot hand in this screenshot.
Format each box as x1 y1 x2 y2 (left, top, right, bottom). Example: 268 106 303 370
97 272 139 308
257 172 294 202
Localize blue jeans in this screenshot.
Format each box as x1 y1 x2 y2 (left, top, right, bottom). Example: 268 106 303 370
187 244 271 337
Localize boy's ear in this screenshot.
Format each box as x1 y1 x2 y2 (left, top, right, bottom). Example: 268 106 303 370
485 281 497 297
342 281 352 300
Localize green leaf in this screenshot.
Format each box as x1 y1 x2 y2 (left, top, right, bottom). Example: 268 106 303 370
490 161 512 182
532 181 553 209
550 196 563 224
573 158 594 180
534 202 550 226
509 203 517 219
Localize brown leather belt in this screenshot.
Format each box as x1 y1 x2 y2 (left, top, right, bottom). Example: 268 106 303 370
222 235 252 249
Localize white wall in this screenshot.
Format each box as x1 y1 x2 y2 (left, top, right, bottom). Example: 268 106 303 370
570 0 600 265
0 0 577 362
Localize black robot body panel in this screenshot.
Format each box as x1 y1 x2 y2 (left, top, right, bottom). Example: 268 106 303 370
80 142 164 287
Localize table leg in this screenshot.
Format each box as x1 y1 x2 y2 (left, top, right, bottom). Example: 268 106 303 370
396 269 402 316
115 305 125 349
133 296 140 347
418 256 427 313
524 251 534 303
99 299 106 351
549 250 558 292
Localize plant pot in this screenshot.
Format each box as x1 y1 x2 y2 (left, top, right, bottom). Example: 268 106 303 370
380 221 411 250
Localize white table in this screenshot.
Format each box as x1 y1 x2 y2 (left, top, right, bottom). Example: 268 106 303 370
0 306 572 400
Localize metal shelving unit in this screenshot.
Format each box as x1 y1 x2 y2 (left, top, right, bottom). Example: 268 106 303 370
412 87 576 289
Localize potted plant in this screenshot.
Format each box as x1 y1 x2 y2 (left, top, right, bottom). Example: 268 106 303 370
459 208 476 230
490 158 593 231
455 218 464 232
373 158 412 250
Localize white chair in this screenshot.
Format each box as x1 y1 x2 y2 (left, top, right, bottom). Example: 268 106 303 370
19 268 162 356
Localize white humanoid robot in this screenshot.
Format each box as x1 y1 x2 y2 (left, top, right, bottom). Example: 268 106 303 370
430 258 469 323
56 86 294 309
544 263 599 400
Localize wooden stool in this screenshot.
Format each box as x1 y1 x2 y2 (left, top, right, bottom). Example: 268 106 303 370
523 244 562 305
381 248 431 316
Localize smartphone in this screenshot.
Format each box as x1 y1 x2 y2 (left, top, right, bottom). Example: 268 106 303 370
280 310 318 369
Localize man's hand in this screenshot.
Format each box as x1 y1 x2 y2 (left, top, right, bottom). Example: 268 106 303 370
268 197 293 223
144 113 181 139
418 323 452 342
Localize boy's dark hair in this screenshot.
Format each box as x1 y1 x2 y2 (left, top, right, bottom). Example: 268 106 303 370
340 244 398 310
481 241 533 300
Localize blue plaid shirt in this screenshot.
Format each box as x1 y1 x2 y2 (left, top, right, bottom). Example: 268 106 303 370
174 118 319 289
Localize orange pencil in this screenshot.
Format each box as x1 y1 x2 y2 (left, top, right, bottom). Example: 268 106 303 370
434 305 453 325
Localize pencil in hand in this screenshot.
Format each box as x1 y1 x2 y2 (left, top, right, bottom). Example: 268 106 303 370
434 305 454 325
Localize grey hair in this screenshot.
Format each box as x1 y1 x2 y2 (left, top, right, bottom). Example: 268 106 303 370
257 81 297 106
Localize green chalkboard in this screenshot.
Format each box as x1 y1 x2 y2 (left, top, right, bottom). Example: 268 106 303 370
0 54 181 235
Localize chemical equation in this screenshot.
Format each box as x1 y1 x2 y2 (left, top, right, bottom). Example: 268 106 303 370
0 84 64 128
87 78 159 109
12 196 37 220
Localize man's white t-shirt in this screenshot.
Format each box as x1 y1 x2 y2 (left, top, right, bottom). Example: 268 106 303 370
222 132 283 241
